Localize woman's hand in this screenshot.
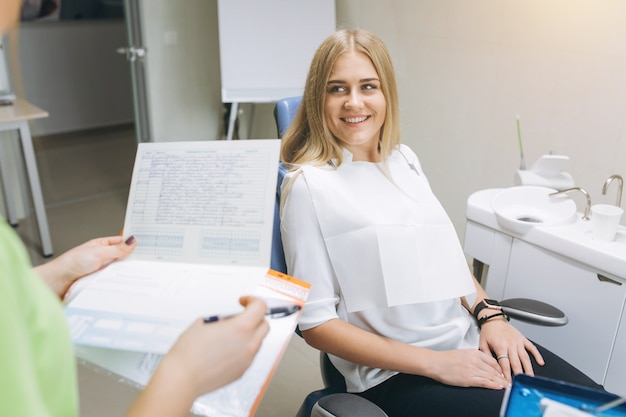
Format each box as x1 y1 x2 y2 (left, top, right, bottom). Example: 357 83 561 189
427 349 509 390
34 235 137 299
478 317 545 382
303 317 509 391
164 296 270 396
126 296 270 416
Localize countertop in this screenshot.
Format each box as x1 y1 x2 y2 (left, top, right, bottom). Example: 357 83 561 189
466 188 626 281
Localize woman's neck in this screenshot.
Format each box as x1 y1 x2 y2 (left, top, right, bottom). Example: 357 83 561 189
344 146 381 163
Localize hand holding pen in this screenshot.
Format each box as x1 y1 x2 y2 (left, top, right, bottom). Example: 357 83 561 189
203 303 301 323
150 296 270 401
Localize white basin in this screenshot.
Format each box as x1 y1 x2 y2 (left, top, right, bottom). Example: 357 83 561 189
491 186 578 234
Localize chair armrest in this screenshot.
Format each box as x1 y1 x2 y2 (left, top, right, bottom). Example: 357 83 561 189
501 298 568 327
312 393 388 417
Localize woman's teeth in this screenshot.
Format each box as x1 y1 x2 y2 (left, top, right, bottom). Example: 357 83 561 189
344 116 368 123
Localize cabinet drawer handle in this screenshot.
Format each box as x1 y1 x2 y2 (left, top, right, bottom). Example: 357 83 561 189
597 274 623 286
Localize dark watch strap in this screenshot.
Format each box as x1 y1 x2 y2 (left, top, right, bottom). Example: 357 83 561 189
473 299 502 321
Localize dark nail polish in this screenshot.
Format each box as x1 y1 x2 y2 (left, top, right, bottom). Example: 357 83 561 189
125 236 136 245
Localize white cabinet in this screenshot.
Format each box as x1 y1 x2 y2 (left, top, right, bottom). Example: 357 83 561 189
464 223 626 395
605 306 626 396
502 240 626 387
463 221 513 299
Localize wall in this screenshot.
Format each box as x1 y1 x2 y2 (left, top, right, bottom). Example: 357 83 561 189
7 1 625 237
16 20 133 135
15 1 224 141
332 0 626 239
140 1 224 142
0 20 134 220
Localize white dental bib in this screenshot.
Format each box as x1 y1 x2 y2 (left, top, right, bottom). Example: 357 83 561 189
300 146 475 313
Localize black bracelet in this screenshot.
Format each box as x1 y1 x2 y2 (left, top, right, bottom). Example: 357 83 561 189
477 312 510 329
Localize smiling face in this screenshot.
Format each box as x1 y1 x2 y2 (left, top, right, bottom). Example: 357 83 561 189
324 51 386 162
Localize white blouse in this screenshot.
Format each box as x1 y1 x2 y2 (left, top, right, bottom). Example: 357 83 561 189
280 145 480 392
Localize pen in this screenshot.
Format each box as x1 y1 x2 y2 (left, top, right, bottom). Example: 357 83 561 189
203 304 301 323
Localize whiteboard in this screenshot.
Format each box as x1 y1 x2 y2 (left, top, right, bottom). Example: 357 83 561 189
217 0 336 103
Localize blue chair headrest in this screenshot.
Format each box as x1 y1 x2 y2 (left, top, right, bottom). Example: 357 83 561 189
274 96 302 138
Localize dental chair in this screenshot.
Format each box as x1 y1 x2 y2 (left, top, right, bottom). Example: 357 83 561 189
271 96 388 417
271 96 567 417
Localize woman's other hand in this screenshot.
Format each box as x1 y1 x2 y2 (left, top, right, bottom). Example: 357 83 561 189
478 318 545 382
427 349 509 390
34 235 137 298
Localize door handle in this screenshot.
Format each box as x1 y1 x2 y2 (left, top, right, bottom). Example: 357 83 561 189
597 274 623 286
116 46 147 62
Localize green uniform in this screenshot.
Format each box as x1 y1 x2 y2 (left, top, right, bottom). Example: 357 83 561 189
0 220 78 416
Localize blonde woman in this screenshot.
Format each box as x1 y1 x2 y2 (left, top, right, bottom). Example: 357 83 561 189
280 29 600 417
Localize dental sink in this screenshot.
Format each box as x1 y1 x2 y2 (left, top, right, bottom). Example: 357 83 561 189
465 186 626 283
491 186 578 234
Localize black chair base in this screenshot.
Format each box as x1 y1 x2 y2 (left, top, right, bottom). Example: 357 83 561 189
310 393 388 417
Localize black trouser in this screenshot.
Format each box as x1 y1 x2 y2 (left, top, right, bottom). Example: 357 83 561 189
356 344 603 417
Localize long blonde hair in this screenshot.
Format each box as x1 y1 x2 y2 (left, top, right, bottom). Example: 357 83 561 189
280 29 401 167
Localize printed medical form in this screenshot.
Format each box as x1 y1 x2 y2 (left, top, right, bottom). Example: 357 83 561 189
64 139 310 417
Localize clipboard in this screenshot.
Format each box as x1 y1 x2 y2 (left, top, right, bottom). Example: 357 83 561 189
64 139 311 417
500 374 626 417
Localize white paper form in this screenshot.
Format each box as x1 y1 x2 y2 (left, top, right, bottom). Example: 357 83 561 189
66 261 266 354
74 270 311 417
65 139 281 354
124 140 281 266
75 312 298 417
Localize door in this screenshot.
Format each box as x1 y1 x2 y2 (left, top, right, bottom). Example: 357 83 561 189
119 0 151 143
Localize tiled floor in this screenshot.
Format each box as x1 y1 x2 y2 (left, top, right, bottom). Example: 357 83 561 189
11 124 323 417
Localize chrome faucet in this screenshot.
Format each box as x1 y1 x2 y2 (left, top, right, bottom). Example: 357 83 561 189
602 174 623 207
549 187 591 221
